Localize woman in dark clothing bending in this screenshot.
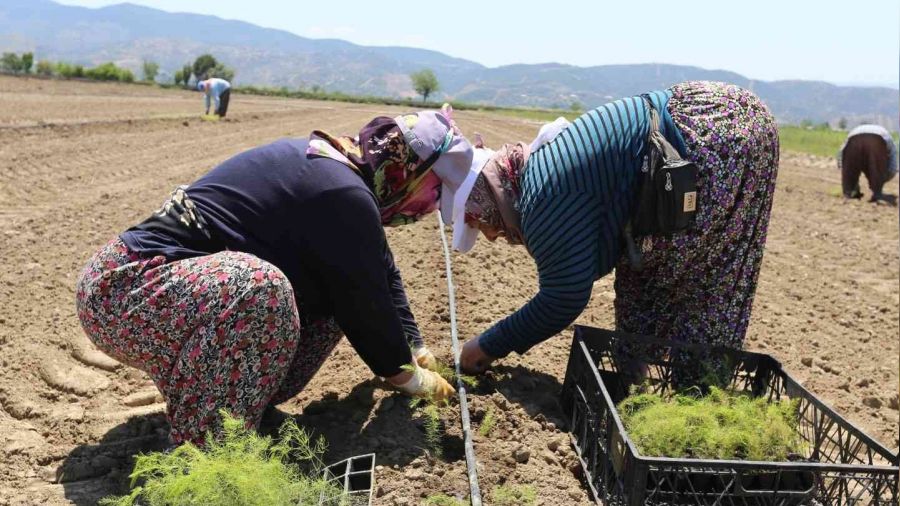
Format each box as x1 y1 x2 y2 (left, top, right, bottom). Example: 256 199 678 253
76 108 472 444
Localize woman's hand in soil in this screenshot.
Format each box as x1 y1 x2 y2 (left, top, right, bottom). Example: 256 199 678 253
387 364 455 402
460 338 495 374
413 346 438 370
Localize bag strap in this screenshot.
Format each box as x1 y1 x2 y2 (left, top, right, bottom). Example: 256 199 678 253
642 96 682 162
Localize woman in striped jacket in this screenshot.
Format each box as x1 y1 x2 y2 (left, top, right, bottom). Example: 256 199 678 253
454 81 780 373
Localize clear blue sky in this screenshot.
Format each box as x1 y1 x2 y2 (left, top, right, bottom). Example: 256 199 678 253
58 0 900 88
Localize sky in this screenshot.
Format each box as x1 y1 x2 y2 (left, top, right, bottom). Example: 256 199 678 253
57 0 900 88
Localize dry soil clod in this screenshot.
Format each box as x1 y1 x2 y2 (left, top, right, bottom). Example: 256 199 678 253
122 390 164 407
39 358 110 396
72 346 121 372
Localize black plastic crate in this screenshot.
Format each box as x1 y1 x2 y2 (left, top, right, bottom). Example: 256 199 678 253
316 453 375 506
560 325 899 506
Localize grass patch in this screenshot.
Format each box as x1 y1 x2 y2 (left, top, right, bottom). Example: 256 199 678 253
779 125 850 158
99 410 340 506
618 386 804 461
779 125 900 158
491 484 537 505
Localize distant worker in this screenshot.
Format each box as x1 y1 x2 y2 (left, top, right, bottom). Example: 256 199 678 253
837 124 898 203
197 77 232 117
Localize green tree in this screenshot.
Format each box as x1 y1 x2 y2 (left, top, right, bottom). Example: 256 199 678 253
410 69 439 103
181 63 193 87
142 60 159 82
192 54 218 80
36 60 54 76
208 62 234 82
20 52 33 73
838 117 848 130
1 52 22 73
570 101 584 112
174 69 184 86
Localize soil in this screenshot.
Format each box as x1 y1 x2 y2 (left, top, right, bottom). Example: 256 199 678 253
0 75 896 506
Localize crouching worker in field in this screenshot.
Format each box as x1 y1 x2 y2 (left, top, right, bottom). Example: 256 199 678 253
75 107 472 445
453 81 780 374
198 77 231 117
837 124 898 203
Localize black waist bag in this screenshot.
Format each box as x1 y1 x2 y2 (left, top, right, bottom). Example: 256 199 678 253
625 97 698 269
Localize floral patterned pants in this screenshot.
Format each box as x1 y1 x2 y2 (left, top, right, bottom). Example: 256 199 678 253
614 82 779 386
75 238 343 444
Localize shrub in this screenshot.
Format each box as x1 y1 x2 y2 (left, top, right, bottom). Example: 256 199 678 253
36 60 53 76
84 62 134 82
0 52 22 73
20 52 33 73
181 63 193 87
142 60 159 82
618 386 804 461
99 410 339 506
55 62 84 78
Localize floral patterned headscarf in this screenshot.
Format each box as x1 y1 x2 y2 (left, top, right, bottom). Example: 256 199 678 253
306 115 452 226
464 143 530 245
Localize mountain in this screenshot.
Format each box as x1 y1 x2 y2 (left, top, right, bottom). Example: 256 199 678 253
1 0 896 129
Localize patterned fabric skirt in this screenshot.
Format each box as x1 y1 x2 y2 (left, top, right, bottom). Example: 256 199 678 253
614 81 779 357
75 238 343 445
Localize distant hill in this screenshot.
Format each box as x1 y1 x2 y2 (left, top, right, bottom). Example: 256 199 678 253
1 0 896 129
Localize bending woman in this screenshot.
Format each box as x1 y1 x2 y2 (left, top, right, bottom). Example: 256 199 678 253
76 108 473 445
455 81 779 373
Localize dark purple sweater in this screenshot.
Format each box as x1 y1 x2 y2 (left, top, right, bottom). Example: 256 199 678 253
121 138 420 377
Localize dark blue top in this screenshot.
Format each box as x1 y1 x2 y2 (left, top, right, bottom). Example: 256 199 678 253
479 90 687 358
122 138 420 377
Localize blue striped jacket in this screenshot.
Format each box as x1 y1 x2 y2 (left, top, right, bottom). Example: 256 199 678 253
479 89 687 358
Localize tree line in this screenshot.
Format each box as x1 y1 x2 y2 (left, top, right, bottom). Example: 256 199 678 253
0 51 234 87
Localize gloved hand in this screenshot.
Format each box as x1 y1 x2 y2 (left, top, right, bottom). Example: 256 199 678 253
413 346 438 371
391 364 455 403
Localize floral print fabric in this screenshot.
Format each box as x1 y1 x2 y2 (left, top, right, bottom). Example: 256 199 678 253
465 143 530 246
307 115 443 226
75 238 343 445
615 81 779 351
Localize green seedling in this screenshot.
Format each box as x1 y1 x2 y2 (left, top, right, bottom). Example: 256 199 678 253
408 396 445 459
491 484 537 506
477 407 496 437
618 386 804 461
400 356 477 460
99 410 340 506
430 359 478 390
423 493 467 506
